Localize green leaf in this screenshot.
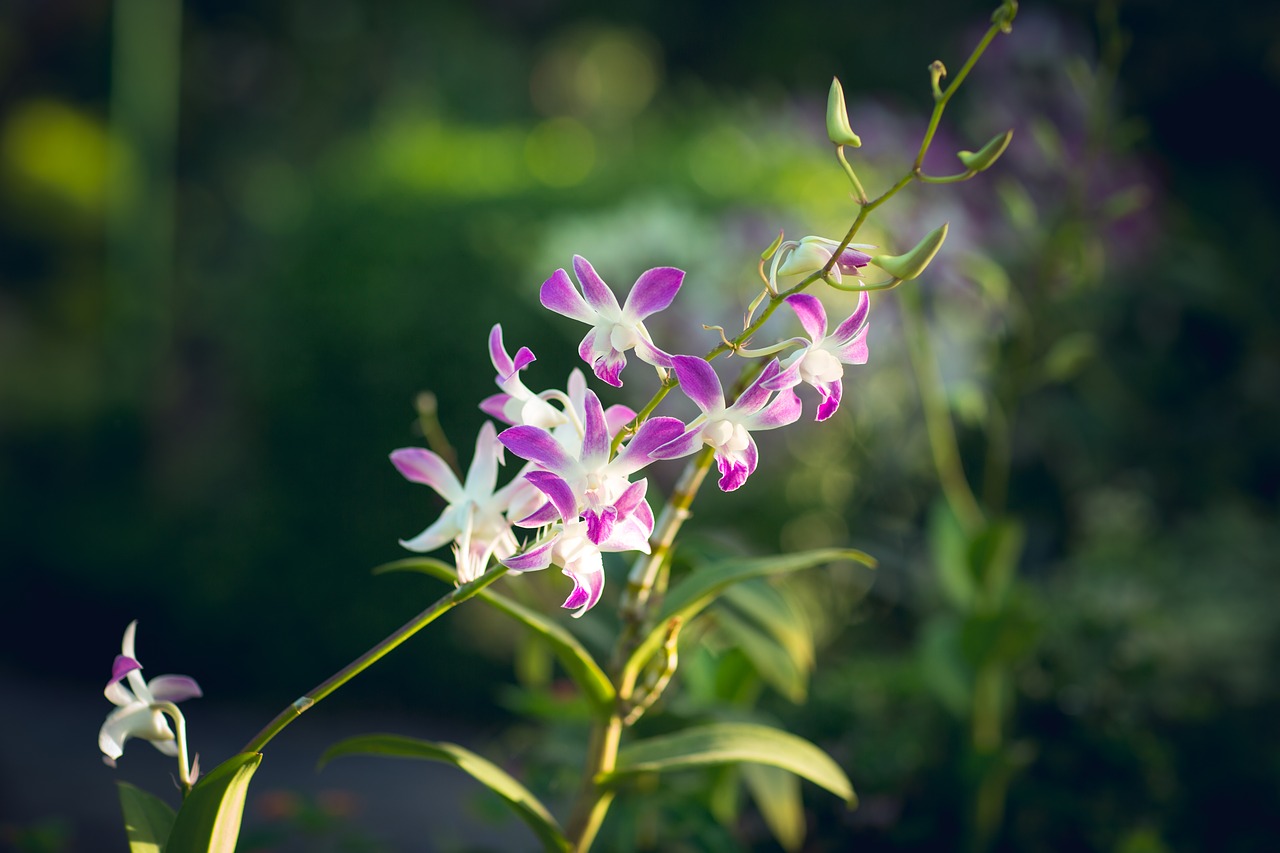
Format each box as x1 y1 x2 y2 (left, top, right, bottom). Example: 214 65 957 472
627 548 873 676
165 752 261 853
117 782 176 853
603 722 855 806
741 763 806 853
320 733 571 852
375 558 615 714
723 581 814 673
929 501 974 610
711 607 807 703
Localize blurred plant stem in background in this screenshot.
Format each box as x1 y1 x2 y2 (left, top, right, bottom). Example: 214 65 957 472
106 0 181 400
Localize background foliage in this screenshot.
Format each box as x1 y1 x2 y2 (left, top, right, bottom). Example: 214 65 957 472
2 0 1277 850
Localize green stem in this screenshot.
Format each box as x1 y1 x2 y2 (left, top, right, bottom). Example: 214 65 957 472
914 20 1004 173
239 566 510 754
898 285 985 533
152 702 195 796
836 145 869 204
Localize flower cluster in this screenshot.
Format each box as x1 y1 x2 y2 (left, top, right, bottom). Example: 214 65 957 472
391 249 872 615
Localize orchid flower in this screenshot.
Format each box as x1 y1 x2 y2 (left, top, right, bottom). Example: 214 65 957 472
651 357 803 491
498 389 683 545
540 255 684 387
763 292 870 421
391 421 534 583
773 236 874 286
501 471 655 617
100 621 202 776
479 325 573 431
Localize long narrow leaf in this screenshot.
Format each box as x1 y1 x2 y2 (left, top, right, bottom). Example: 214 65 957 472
375 558 615 713
602 721 855 806
165 752 261 853
117 781 176 853
627 548 874 675
741 763 806 853
320 733 571 852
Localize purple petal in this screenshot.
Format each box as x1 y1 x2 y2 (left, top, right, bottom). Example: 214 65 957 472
612 478 648 518
745 387 803 431
784 294 828 342
831 291 871 344
761 354 804 392
147 675 203 703
835 333 869 365
612 416 688 475
729 359 782 415
622 267 684 320
715 440 759 492
524 470 578 522
504 541 555 572
604 404 637 436
670 356 723 413
516 500 560 527
480 393 515 425
488 325 514 375
580 391 610 467
390 448 465 503
592 350 627 388
584 505 618 544
573 256 622 317
838 246 873 269
649 427 706 460
815 380 843 421
109 655 141 687
562 567 605 617
540 268 596 323
499 426 572 473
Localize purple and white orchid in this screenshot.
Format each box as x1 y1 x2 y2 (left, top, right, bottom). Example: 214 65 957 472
764 292 870 421
479 324 573 431
651 356 803 492
540 255 684 387
391 421 535 583
100 620 202 770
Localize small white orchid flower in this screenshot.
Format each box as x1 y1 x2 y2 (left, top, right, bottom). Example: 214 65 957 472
100 620 202 780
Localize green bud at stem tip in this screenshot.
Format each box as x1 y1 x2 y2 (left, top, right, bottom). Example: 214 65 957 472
929 61 947 100
992 0 1019 34
870 223 949 281
826 77 862 148
957 129 1013 173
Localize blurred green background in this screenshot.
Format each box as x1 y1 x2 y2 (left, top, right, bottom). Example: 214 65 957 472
2 0 1277 850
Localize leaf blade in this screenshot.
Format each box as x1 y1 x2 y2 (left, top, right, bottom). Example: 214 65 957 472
604 722 855 806
165 752 261 853
320 733 571 853
117 781 176 853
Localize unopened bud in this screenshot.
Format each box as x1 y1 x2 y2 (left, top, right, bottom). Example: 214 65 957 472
760 230 785 262
992 0 1018 34
870 223 949 281
929 60 947 100
826 77 862 148
957 130 1013 173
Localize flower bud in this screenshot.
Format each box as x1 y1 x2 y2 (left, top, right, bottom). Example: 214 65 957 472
870 223 949 281
760 230 785 262
957 129 1013 173
929 60 947 100
826 78 862 148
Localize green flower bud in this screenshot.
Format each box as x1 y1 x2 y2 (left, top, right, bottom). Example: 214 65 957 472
929 60 947 100
826 77 862 148
870 223 949 281
957 129 1014 173
760 230 785 261
992 0 1018 34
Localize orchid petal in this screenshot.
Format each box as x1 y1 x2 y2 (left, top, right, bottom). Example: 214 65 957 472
562 565 605 618
147 675 204 703
110 655 141 687
499 426 573 473
479 393 515 425
390 448 465 503
399 511 460 553
604 404 637 436
784 294 829 342
834 333 869 365
730 359 783 415
515 500 560 527
503 541 555 572
745 387 804 431
633 337 674 369
670 356 724 413
612 478 648 518
572 256 622 318
580 391 610 468
584 505 618 544
622 267 684 320
831 292 871 343
121 620 138 659
592 349 627 388
462 422 502 497
815 380 843 421
523 470 579 523
715 438 759 492
612 416 687 475
540 268 596 323
649 427 706 460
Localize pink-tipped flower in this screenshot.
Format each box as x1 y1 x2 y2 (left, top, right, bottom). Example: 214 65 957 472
651 357 803 491
479 325 572 430
539 256 684 387
391 421 533 583
100 621 202 769
764 292 870 421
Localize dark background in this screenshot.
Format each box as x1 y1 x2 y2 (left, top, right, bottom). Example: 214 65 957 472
2 0 1277 850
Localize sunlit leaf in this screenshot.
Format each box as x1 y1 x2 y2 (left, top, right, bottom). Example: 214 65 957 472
741 763 806 852
165 752 261 853
627 548 873 676
711 607 807 703
375 558 615 714
116 782 175 853
320 733 570 852
602 722 855 806
723 580 814 673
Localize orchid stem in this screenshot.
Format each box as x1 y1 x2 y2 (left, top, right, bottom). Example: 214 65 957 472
152 702 194 796
239 565 509 755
